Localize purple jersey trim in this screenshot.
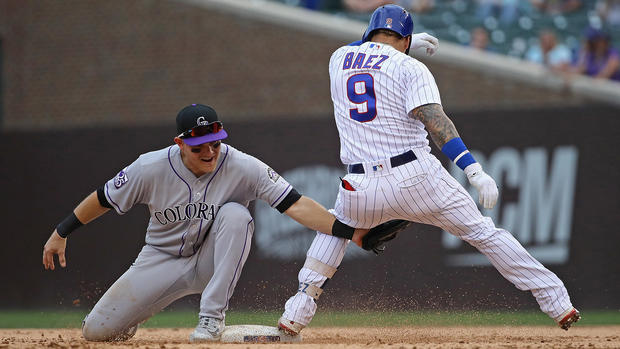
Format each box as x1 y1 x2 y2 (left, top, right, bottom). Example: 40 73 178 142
193 144 230 254
167 146 193 203
167 145 194 257
271 184 292 207
179 231 188 257
221 218 253 317
104 182 126 214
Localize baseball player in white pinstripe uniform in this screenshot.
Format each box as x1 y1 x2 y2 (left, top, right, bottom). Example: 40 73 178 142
278 4 580 335
42 104 366 343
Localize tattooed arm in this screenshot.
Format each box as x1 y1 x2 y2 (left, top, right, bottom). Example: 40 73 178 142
410 103 499 209
408 103 459 149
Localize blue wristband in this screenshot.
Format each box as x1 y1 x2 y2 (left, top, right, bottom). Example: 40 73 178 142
441 137 476 170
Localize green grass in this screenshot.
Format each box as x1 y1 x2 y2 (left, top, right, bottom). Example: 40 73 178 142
0 310 618 329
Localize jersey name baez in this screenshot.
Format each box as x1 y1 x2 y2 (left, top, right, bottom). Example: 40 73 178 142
329 41 442 164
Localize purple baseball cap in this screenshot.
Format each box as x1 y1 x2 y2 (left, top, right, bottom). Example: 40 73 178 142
176 104 228 146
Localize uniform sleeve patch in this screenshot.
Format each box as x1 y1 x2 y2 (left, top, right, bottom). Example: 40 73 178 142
266 167 280 183
114 169 129 188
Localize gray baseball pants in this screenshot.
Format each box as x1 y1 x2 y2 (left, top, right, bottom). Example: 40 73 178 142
82 202 254 341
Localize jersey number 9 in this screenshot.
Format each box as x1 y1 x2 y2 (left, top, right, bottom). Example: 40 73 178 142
347 73 376 122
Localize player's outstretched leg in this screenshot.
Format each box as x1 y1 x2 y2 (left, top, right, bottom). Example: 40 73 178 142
279 231 348 335
460 221 579 329
428 167 580 329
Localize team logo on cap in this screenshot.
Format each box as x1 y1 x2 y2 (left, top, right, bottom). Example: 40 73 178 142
196 116 209 126
114 169 128 188
386 18 393 28
267 167 280 183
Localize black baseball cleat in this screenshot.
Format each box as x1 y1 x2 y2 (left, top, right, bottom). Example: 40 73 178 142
557 308 581 330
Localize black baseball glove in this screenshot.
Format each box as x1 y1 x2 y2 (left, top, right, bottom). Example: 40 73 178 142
361 219 412 255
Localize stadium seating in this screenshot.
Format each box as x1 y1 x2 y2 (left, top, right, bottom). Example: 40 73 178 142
273 0 620 61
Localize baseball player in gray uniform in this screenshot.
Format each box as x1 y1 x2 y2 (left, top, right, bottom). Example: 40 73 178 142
42 103 366 342
278 4 580 335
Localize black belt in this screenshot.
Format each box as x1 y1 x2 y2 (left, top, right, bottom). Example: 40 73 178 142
348 150 417 174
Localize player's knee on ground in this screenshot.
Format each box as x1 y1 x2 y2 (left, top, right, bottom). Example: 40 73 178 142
81 313 136 342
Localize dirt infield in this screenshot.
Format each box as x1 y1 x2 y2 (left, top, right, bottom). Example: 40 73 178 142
2 326 619 348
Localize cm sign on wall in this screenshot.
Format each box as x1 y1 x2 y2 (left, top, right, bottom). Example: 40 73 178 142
443 146 578 266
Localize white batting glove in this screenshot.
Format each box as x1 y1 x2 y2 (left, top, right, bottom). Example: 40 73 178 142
410 32 439 56
464 163 498 209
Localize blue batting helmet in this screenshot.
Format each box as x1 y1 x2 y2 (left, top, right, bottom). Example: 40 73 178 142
362 4 414 43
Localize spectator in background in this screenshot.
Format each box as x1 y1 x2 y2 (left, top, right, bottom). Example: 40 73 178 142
572 28 620 81
476 0 520 24
343 0 435 13
529 0 582 15
596 0 620 28
294 0 347 11
299 0 320 10
525 29 572 72
343 0 393 12
406 0 435 13
469 27 491 51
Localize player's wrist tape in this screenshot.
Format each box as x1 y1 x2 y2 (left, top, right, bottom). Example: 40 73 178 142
441 137 476 170
331 220 355 240
56 212 84 238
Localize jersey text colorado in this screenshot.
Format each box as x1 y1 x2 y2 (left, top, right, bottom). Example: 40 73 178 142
154 202 220 225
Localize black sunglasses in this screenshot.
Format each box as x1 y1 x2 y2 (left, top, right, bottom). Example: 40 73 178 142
178 121 224 138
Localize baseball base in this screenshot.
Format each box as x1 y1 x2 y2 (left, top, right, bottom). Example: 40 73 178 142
220 325 302 343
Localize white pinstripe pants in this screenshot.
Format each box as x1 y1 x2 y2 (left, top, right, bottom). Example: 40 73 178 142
283 149 573 326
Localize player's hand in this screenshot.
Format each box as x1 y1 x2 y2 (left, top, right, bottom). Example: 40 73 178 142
43 230 67 270
351 228 369 247
410 32 439 56
465 163 498 209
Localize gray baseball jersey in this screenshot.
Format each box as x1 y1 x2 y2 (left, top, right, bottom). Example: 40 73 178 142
82 143 293 340
104 143 291 256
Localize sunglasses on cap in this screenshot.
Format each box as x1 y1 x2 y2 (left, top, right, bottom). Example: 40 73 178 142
177 121 224 139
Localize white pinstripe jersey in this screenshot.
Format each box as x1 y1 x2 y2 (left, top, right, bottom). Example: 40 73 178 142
329 41 441 165
283 43 576 329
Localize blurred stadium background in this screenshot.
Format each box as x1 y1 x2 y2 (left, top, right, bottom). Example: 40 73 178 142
0 0 619 323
